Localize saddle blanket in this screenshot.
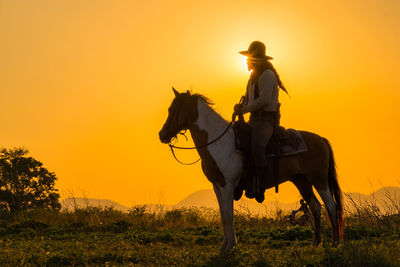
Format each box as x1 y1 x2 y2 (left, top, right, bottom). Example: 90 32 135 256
266 129 307 157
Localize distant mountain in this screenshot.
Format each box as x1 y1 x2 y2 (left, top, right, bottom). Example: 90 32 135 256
177 186 400 215
176 190 218 209
344 186 400 212
176 189 298 215
60 198 174 213
61 198 130 212
60 186 400 215
345 186 400 202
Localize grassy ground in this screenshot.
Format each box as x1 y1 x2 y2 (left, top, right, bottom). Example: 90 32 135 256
0 206 400 266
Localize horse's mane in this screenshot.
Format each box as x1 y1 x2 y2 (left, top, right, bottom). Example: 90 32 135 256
191 93 229 122
191 93 214 106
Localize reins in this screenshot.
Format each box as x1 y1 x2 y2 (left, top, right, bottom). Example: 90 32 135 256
168 121 233 165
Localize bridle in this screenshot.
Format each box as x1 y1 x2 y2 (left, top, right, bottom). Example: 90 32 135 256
168 121 233 165
166 96 244 165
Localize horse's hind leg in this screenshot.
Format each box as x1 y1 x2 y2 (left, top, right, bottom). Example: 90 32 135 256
291 174 322 246
314 185 340 246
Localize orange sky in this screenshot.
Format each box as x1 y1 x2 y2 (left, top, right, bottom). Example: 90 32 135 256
1 0 400 206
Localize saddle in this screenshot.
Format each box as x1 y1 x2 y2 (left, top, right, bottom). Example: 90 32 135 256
232 114 307 201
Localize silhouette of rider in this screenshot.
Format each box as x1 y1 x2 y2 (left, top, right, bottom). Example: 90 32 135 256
233 41 288 203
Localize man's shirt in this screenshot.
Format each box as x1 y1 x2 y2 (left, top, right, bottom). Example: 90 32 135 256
242 69 279 114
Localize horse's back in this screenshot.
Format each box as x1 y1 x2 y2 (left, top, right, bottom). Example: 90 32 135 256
298 130 329 151
296 130 331 180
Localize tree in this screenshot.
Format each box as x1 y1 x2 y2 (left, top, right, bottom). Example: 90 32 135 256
0 147 61 213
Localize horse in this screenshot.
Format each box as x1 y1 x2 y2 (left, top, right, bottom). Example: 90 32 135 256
159 88 343 251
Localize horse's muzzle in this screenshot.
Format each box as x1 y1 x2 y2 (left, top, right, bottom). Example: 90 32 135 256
159 129 170 144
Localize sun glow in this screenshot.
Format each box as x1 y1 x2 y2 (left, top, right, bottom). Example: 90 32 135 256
239 56 251 73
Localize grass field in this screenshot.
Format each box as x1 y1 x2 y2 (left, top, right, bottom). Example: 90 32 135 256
0 204 400 266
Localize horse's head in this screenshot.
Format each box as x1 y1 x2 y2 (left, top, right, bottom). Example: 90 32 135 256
159 88 198 144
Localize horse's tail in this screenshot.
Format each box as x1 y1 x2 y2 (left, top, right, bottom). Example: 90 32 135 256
324 138 344 240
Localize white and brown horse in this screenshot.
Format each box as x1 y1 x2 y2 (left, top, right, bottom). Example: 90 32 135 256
159 88 343 251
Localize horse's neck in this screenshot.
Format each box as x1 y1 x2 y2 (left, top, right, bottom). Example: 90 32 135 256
189 99 241 186
189 100 233 151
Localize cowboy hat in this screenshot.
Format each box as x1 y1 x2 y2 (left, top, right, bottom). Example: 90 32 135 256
239 41 273 60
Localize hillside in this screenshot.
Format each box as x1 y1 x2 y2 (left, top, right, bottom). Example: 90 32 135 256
344 186 400 212
177 186 400 215
60 186 400 215
176 189 299 215
61 198 130 212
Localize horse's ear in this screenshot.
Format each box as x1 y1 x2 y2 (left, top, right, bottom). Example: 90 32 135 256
185 90 191 96
172 87 179 96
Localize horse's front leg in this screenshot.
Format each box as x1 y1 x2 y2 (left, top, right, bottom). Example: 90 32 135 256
213 183 236 251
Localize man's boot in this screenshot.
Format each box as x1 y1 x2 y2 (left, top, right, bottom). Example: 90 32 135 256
245 177 256 199
244 167 256 199
255 167 267 203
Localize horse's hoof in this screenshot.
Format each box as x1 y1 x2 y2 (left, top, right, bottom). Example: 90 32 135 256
331 241 340 248
219 239 227 251
313 239 321 247
220 245 235 254
219 241 236 253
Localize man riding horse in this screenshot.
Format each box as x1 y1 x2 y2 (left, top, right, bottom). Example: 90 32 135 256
159 41 344 249
233 41 288 203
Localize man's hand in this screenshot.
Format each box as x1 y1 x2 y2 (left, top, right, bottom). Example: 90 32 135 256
233 104 243 115
232 104 243 121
